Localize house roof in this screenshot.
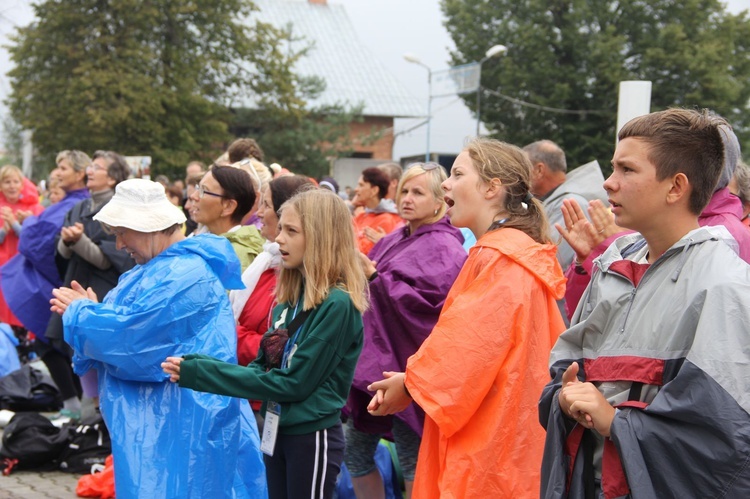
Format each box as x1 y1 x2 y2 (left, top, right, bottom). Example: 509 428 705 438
252 0 423 118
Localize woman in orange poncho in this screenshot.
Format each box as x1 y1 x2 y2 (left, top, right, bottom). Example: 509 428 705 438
368 138 566 498
351 167 403 254
0 165 44 326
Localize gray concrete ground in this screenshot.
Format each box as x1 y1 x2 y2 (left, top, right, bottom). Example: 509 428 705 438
0 468 80 499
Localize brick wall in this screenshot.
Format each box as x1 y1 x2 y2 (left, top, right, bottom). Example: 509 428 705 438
348 116 394 160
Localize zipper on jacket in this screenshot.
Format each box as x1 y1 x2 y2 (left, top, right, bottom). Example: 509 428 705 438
619 288 637 334
612 239 696 335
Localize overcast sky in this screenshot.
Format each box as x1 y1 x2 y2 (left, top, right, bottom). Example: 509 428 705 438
1 0 748 160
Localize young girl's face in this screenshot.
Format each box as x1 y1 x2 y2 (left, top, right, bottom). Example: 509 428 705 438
276 205 306 272
48 186 66 204
1 173 23 203
442 150 486 233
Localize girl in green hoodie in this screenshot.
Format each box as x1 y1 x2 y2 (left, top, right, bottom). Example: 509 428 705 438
163 188 368 499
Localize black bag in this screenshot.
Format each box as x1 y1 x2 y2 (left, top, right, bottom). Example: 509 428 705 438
0 412 69 474
0 364 63 412
58 413 112 474
259 309 311 369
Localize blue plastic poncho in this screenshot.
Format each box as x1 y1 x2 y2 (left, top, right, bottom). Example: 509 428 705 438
0 188 90 338
63 235 267 499
0 323 20 377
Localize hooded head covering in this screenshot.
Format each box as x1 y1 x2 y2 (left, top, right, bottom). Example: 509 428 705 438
717 124 741 190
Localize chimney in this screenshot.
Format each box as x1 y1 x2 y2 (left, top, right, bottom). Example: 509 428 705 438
309 0 327 4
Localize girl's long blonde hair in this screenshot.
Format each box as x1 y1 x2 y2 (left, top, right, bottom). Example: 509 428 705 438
275 189 369 312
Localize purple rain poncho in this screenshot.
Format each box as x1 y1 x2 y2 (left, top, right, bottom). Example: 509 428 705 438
0 188 90 338
348 216 466 435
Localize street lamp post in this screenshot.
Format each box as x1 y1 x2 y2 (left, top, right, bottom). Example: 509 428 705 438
404 53 432 162
475 44 508 136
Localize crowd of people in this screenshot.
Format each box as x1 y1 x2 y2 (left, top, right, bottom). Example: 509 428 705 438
0 109 749 499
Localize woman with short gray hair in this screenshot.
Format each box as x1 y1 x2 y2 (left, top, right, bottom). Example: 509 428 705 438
42 150 134 420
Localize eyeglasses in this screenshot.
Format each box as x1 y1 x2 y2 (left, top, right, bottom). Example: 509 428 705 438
86 163 107 172
196 184 225 199
406 162 441 172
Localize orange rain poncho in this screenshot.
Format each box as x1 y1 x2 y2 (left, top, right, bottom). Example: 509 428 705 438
352 210 403 255
405 227 566 498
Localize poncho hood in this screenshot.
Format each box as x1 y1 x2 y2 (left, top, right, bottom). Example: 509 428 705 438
598 224 738 273
475 227 566 299
159 234 244 290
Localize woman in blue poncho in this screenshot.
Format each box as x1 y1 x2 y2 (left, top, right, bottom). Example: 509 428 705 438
50 179 266 499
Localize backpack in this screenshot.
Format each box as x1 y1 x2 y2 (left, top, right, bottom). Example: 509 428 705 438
0 412 69 474
58 413 112 474
0 364 63 412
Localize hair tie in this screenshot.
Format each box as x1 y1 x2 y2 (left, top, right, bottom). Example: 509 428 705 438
523 191 533 203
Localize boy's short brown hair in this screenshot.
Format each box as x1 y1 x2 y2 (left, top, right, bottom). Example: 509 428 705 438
618 108 725 215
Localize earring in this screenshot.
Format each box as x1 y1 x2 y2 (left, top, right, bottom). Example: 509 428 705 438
434 209 438 215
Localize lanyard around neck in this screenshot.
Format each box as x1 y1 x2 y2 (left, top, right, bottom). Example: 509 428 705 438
281 299 302 368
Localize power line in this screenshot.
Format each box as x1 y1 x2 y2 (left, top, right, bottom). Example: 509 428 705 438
484 88 612 116
392 97 463 137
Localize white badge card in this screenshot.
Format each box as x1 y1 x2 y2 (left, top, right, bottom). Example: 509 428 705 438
260 401 281 456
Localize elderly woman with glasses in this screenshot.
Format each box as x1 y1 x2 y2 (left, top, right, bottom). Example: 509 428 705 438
40 151 134 421
345 163 467 498
49 178 266 498
188 164 264 271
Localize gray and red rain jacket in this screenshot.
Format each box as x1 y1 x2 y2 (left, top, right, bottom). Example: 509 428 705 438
540 226 750 499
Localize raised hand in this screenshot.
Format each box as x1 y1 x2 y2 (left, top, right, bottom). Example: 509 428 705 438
358 252 377 280
50 280 98 315
363 226 387 245
61 222 85 244
588 199 622 240
555 199 598 263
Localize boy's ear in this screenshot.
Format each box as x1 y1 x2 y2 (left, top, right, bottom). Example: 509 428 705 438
666 172 691 206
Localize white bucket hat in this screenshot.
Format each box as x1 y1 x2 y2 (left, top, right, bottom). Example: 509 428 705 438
94 178 186 232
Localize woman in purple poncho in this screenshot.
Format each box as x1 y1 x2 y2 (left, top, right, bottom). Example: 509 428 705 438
344 162 467 498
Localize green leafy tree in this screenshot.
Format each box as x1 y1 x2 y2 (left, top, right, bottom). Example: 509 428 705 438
1 116 24 167
6 0 358 179
442 0 750 170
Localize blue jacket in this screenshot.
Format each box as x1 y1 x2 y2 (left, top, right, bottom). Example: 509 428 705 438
64 234 267 499
0 188 90 338
0 324 20 377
